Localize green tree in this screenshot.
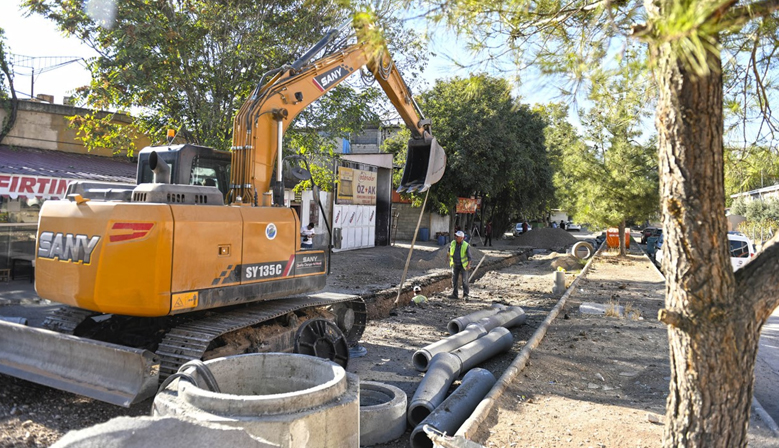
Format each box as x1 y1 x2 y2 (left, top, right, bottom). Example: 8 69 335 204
0 28 18 145
536 102 585 214
413 74 553 234
556 59 659 255
725 145 779 203
413 0 779 445
23 0 421 156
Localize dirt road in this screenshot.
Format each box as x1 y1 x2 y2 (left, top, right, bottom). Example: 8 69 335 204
1 230 776 447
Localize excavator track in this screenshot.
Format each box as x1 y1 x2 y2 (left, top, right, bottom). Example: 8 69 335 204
39 293 366 381
43 307 98 334
156 293 366 379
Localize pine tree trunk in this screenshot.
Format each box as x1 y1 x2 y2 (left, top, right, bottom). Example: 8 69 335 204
652 26 759 448
618 219 626 257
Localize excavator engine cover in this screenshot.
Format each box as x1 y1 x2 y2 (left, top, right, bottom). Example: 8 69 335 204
397 137 446 193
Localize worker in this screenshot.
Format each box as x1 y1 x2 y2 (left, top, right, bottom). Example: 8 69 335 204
300 222 315 249
448 230 471 300
484 221 493 247
411 285 427 305
560 220 566 230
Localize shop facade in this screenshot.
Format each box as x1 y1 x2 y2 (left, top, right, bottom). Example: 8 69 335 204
0 98 145 275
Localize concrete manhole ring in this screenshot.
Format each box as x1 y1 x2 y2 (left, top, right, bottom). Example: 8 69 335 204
572 241 594 260
359 381 407 445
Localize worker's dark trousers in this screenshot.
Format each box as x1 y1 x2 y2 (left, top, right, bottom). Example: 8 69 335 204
451 265 469 297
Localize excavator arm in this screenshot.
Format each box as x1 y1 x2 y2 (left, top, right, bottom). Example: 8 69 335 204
228 18 446 205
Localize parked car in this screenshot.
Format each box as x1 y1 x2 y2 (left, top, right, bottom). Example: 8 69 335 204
513 222 532 236
565 222 582 231
654 233 664 263
656 232 755 272
641 227 662 244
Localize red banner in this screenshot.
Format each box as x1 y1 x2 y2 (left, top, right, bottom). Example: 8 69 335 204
456 197 478 214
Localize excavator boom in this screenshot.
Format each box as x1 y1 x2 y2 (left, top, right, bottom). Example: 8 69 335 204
228 18 445 204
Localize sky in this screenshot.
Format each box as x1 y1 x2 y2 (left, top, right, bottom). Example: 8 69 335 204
0 1 551 106
1 2 98 103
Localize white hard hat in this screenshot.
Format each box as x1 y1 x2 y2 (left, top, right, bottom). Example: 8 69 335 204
413 285 422 292
455 230 465 237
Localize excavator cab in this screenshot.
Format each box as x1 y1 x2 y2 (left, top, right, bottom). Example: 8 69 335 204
397 136 447 193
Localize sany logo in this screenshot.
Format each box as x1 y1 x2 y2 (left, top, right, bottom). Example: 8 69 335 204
38 232 100 264
312 65 351 92
109 222 154 242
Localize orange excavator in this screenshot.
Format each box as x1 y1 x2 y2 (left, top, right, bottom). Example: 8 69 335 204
0 16 445 407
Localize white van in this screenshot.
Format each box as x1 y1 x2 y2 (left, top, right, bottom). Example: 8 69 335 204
655 232 755 272
728 232 756 271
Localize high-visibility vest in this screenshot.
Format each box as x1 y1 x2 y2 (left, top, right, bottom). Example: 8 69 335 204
449 240 469 267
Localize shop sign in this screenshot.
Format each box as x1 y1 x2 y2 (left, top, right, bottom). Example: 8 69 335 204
337 166 377 205
0 174 70 199
456 197 478 214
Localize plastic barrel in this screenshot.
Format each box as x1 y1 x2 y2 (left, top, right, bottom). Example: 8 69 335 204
437 235 446 246
419 228 430 242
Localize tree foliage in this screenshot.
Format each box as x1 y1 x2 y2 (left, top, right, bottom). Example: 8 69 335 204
725 145 779 203
413 74 554 233
554 55 659 234
0 27 18 146
23 0 425 157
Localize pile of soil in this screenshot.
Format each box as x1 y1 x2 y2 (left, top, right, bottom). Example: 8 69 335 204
550 253 585 271
512 228 580 251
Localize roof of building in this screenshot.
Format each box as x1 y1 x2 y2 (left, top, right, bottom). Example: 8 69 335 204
0 145 136 183
730 183 779 199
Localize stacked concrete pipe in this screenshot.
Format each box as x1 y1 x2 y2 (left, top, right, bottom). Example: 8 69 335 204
447 303 507 334
410 368 496 448
412 306 525 372
407 327 513 427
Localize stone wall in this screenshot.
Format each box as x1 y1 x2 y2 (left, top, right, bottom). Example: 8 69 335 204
0 100 150 156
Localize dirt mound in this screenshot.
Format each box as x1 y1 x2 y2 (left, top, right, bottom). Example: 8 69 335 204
512 228 579 250
550 253 583 271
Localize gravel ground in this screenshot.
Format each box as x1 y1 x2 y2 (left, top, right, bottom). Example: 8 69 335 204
2 230 774 447
0 235 546 448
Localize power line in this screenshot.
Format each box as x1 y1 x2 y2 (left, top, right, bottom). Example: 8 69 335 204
9 54 89 99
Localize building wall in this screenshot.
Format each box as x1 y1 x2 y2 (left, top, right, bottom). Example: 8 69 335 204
0 100 150 156
391 203 449 241
349 125 402 154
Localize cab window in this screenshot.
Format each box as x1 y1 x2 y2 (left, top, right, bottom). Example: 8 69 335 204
190 157 230 196
730 240 750 258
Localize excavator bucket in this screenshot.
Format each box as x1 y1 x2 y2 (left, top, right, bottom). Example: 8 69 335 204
397 137 447 193
0 320 159 407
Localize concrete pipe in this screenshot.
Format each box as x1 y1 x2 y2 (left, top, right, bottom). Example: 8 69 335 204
412 323 488 372
447 303 507 334
450 327 513 373
359 381 407 446
410 368 496 448
414 307 525 372
153 353 359 448
572 241 594 260
50 416 278 448
407 352 461 427
476 306 526 332
408 328 513 427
